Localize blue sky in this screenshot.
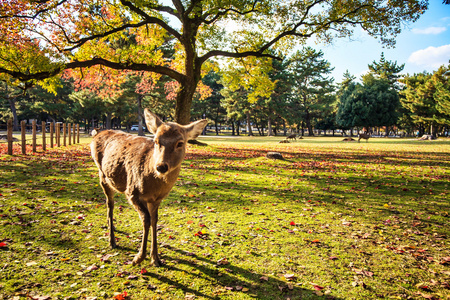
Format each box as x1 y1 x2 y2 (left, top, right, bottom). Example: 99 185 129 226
318 1 450 83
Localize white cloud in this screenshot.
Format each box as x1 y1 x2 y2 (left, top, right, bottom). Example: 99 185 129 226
412 26 447 35
407 44 450 69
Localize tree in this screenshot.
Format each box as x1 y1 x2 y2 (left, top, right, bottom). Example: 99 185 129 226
192 70 225 135
288 47 335 136
0 0 428 124
336 75 400 133
0 82 22 130
368 52 405 87
221 86 252 136
400 64 450 135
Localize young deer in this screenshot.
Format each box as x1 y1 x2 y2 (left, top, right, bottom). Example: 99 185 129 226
358 133 371 143
91 109 207 266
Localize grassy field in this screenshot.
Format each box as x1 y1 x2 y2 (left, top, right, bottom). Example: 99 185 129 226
0 136 449 300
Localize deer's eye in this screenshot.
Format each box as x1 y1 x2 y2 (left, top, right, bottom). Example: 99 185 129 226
176 142 184 148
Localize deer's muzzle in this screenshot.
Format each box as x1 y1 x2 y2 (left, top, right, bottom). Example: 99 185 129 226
156 163 169 174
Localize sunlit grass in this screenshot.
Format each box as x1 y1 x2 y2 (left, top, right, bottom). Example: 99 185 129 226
0 136 449 299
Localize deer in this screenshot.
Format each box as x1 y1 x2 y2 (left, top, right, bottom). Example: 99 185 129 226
286 134 297 141
90 108 208 266
358 132 371 143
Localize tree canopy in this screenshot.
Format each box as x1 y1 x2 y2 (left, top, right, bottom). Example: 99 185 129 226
0 0 428 123
336 75 400 131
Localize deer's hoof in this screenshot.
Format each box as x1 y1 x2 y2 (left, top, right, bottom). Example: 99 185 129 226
132 255 145 265
151 257 162 267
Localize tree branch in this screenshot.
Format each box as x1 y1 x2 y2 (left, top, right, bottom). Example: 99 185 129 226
0 0 69 20
199 50 280 65
201 1 260 25
0 58 186 83
120 0 181 40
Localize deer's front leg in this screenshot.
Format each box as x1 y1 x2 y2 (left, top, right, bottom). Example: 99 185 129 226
148 202 162 267
130 198 150 265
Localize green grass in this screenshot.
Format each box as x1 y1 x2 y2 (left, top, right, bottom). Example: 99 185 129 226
0 136 449 299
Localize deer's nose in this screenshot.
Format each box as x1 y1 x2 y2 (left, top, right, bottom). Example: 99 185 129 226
156 163 168 174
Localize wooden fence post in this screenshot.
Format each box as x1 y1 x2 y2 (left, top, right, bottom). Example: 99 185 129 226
7 119 13 155
21 120 26 155
63 123 66 146
77 124 80 143
32 120 37 153
42 121 46 151
68 123 71 146
73 123 76 144
56 123 61 147
50 122 54 148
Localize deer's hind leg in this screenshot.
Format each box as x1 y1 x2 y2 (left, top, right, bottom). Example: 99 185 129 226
99 172 117 248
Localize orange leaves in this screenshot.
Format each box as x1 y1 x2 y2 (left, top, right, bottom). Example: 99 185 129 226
113 291 128 300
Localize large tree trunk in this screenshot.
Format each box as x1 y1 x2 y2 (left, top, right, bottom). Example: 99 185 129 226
137 95 144 136
267 115 274 136
174 85 195 125
305 109 314 136
106 112 112 129
246 111 253 136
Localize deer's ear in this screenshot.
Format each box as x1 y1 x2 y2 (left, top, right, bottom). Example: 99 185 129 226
144 109 163 134
185 119 208 140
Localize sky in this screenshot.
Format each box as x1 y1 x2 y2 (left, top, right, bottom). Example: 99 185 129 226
318 1 450 83
160 1 449 83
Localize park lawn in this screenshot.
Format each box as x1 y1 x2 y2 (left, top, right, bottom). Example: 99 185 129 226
0 136 449 300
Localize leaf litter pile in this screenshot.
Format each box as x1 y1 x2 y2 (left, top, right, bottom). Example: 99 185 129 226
0 138 449 299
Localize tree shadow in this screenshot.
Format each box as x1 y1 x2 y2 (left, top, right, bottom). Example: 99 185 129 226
138 245 342 300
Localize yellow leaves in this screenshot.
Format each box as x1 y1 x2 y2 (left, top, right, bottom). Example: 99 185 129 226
222 56 276 103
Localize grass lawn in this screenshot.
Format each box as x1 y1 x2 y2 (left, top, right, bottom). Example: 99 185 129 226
0 136 449 299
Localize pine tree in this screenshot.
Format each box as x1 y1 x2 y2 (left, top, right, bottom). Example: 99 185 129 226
288 47 335 136
368 52 405 88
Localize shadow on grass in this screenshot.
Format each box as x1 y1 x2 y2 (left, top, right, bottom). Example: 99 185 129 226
138 246 341 300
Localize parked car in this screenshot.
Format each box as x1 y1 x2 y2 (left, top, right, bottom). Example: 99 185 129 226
131 125 146 132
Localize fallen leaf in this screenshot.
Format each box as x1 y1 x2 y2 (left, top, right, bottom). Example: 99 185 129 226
313 284 324 291
217 258 229 265
86 264 99 271
113 291 128 300
140 268 149 275
284 274 296 280
185 293 196 300
353 268 374 277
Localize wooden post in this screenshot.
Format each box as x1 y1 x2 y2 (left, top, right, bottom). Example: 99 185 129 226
42 121 46 151
73 123 76 144
68 123 71 146
56 123 61 147
63 123 66 146
7 119 13 155
21 120 26 155
32 120 37 152
50 122 54 148
77 124 80 144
